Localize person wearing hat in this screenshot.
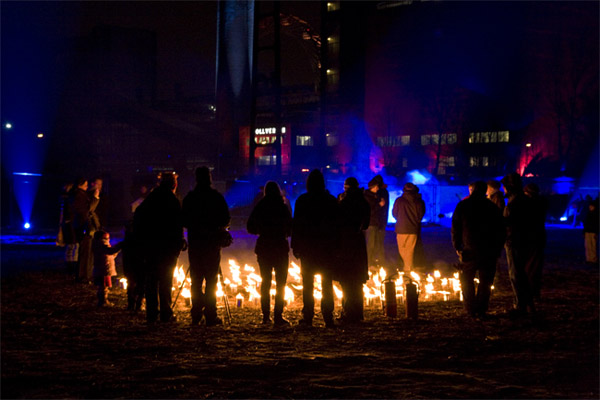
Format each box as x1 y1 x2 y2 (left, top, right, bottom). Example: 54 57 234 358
364 177 383 267
392 182 425 273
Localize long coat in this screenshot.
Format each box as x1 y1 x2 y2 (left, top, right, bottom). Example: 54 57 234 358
291 190 340 272
452 194 505 262
247 195 292 257
337 188 371 282
181 186 231 244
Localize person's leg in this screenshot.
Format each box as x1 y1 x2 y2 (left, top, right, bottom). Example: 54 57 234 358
144 269 159 323
374 227 386 266
320 271 334 326
188 243 206 324
506 245 532 313
397 234 417 272
158 256 177 322
459 262 477 316
300 263 315 324
365 226 377 266
273 252 289 322
257 255 273 322
204 246 221 324
475 260 497 315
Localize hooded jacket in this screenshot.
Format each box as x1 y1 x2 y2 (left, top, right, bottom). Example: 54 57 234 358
392 190 425 234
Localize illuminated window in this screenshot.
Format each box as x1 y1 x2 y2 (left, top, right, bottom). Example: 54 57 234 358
402 158 408 168
422 133 456 145
482 157 489 167
327 2 340 11
421 135 431 145
378 136 410 147
257 155 277 166
296 136 314 146
498 131 510 142
469 156 479 167
469 131 509 143
439 156 455 167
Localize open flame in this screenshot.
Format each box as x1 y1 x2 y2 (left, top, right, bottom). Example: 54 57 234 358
120 259 473 309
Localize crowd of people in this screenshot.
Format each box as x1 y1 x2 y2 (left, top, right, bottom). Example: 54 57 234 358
57 168 598 327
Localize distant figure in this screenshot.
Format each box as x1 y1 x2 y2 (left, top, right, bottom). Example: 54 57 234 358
452 181 505 318
523 183 548 300
247 181 293 325
291 169 340 328
392 182 426 273
374 175 390 267
122 221 145 312
502 172 538 317
89 177 108 229
364 178 381 266
583 199 599 265
92 230 122 307
69 178 98 282
58 182 77 278
337 177 370 323
134 172 184 324
487 180 505 212
182 167 231 326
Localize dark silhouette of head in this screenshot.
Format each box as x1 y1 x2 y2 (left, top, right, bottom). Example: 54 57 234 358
501 172 523 196
344 177 359 192
264 181 282 198
160 172 178 191
306 169 325 193
523 183 540 197
195 166 212 188
403 182 419 193
470 181 488 198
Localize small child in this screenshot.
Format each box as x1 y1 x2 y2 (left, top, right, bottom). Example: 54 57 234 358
92 230 122 307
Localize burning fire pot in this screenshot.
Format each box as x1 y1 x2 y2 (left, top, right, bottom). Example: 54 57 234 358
383 279 397 317
405 279 419 319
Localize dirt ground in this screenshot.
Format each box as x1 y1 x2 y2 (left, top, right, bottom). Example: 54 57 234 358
1 226 598 399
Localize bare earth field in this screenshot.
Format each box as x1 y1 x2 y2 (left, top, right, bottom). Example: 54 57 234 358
1 226 598 399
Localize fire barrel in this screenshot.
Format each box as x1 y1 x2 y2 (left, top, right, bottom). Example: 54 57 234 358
405 280 419 319
384 280 397 317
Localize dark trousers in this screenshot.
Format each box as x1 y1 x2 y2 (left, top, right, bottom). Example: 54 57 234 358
125 269 145 311
340 279 364 322
257 251 289 319
144 251 177 323
300 257 334 323
188 241 221 323
459 258 497 316
506 244 535 311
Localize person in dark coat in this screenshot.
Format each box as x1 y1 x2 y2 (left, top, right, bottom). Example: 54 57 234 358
582 198 598 264
291 169 340 328
134 172 184 324
364 178 382 267
487 180 505 212
523 183 547 300
502 172 539 317
247 181 293 325
122 221 145 312
182 167 231 326
374 175 390 267
452 181 505 318
392 182 426 273
337 177 370 323
79 177 103 282
67 178 98 282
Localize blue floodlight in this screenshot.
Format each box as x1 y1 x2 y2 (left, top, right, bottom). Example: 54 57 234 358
13 172 42 177
5 122 12 129
23 222 31 229
560 216 568 222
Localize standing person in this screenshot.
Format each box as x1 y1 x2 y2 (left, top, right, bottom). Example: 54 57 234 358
58 182 78 279
392 183 426 273
583 199 599 265
79 178 103 282
70 178 98 283
92 230 122 307
452 181 505 318
134 172 184 324
247 181 293 325
291 169 340 328
337 177 370 323
122 221 145 312
487 180 505 212
364 179 381 267
523 183 548 300
89 177 108 229
182 167 231 326
374 175 390 268
502 172 538 317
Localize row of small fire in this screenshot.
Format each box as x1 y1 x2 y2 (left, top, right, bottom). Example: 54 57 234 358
119 259 492 309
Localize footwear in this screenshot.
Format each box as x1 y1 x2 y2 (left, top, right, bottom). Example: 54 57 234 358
161 314 177 323
274 317 290 326
262 316 272 324
298 318 312 327
206 317 223 327
324 319 336 329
